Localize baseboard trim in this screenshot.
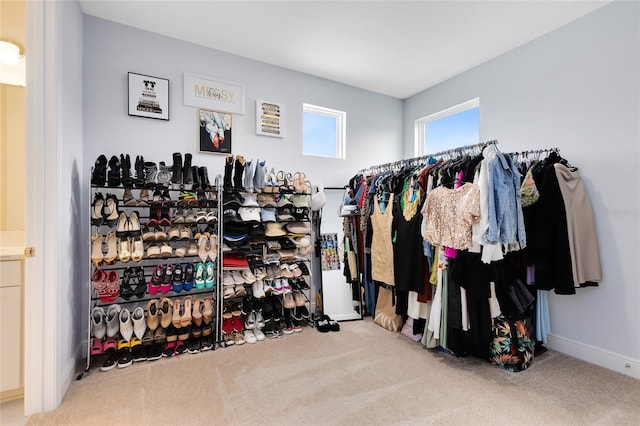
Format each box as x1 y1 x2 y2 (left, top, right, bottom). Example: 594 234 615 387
545 334 640 379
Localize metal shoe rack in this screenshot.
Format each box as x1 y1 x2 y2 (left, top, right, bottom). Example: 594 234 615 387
220 188 314 347
79 175 223 377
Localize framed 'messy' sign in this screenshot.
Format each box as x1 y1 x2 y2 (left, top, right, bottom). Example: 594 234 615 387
183 72 245 115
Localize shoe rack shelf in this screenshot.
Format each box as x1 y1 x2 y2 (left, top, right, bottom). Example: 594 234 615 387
220 187 314 347
81 175 223 377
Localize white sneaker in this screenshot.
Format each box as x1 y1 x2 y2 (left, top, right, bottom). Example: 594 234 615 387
244 329 257 344
245 311 256 329
254 328 265 341
231 270 245 285
106 304 121 338
222 271 235 286
92 307 107 339
242 269 256 284
132 306 147 340
119 308 134 341
255 310 265 329
252 279 265 298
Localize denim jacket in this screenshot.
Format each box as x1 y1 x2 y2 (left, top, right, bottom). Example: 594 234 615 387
486 150 527 249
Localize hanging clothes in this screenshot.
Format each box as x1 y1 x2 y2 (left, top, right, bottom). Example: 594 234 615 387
370 193 395 286
423 182 481 250
554 163 602 287
393 185 425 294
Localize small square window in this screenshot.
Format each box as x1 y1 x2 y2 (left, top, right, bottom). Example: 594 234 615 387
303 104 346 159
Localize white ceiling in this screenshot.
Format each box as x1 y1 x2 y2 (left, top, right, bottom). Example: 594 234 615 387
78 0 609 99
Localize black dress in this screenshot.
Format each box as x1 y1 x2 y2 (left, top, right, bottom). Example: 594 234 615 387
392 193 426 296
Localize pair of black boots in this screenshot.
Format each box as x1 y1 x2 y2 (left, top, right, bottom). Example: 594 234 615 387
91 154 134 188
170 153 212 191
223 154 245 194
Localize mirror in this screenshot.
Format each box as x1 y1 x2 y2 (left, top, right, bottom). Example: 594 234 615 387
316 188 362 321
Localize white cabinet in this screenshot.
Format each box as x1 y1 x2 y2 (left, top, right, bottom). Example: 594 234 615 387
0 259 23 394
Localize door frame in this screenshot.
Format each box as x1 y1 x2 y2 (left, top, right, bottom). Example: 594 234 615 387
23 0 60 415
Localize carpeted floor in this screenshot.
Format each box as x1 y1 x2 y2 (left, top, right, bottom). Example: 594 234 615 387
26 318 640 425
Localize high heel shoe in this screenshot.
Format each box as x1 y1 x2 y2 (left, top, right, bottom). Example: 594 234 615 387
91 155 108 186
197 233 209 263
128 211 142 237
104 194 119 227
107 155 121 187
264 168 278 193
118 237 131 262
131 236 144 262
208 234 217 262
134 155 146 188
120 154 134 188
134 267 147 298
181 296 192 327
148 264 164 296
91 232 104 267
137 188 149 207
115 212 129 238
202 297 214 326
122 188 136 206
91 193 105 226
104 231 118 264
172 299 183 328
120 267 135 300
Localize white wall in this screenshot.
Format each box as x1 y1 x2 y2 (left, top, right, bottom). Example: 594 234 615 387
58 0 84 404
83 16 403 190
404 1 640 373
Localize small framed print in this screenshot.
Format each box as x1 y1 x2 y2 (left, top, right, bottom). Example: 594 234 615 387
199 109 232 154
256 99 285 137
128 72 169 121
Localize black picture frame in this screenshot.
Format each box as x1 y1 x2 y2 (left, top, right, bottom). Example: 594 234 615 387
128 72 170 121
199 109 232 154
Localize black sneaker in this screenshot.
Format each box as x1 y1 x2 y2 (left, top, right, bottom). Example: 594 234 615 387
146 344 163 361
297 262 310 276
187 338 201 354
117 350 133 368
100 352 120 372
132 346 147 362
296 305 310 320
296 277 310 290
200 335 213 351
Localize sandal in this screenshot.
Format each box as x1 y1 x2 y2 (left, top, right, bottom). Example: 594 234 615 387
159 297 173 329
276 171 287 193
299 173 311 194
292 172 304 194
195 262 206 289
104 194 120 228
105 270 120 302
285 172 295 193
118 237 131 262
148 264 163 295
181 296 193 327
160 242 172 258
160 264 173 294
120 267 135 300
102 336 117 353
142 225 155 242
202 297 214 326
91 337 104 356
134 267 147 298
91 193 105 227
131 236 144 262
91 233 104 267
183 263 195 291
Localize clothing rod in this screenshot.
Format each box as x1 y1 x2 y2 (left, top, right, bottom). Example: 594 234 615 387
356 140 498 175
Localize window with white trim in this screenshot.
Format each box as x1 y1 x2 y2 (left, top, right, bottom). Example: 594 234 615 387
414 98 480 157
303 103 346 159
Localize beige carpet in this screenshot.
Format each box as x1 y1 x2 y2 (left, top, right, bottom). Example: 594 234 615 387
27 318 640 426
